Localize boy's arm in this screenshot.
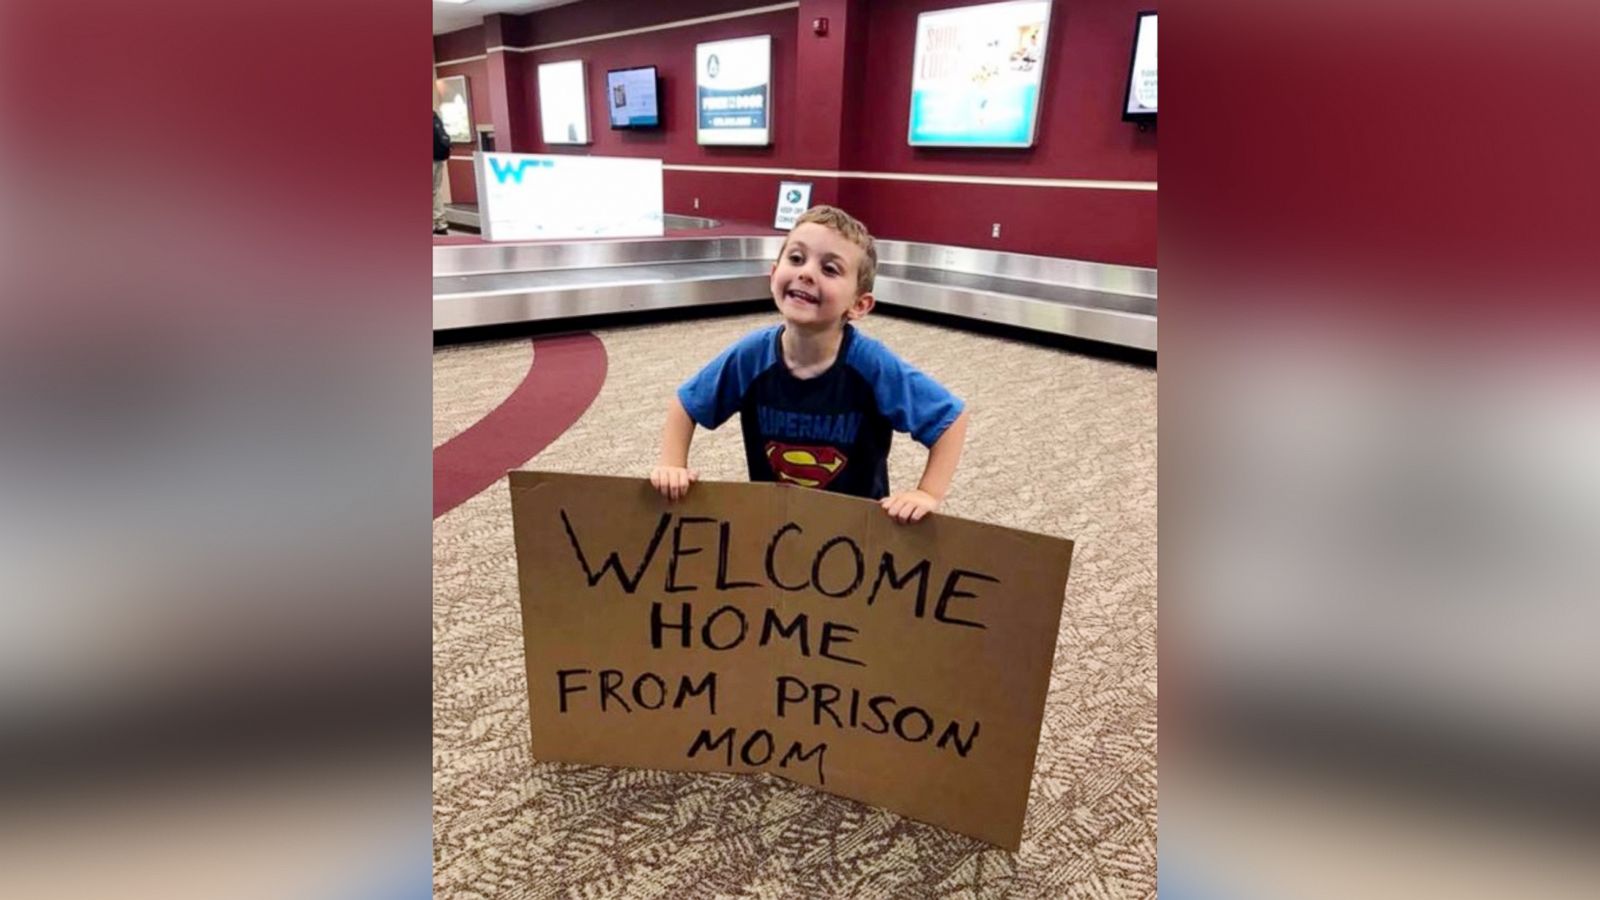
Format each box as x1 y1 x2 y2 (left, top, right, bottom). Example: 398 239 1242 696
650 396 699 501
883 408 970 523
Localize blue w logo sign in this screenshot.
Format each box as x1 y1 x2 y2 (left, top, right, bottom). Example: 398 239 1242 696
489 158 554 184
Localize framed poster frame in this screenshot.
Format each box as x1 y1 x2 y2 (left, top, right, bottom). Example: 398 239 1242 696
906 0 1053 149
696 35 772 146
435 75 473 144
538 59 592 145
1121 11 1158 123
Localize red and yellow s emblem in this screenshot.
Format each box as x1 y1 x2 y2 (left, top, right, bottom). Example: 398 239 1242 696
764 441 848 489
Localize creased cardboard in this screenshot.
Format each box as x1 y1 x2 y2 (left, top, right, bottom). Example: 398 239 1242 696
508 470 1074 849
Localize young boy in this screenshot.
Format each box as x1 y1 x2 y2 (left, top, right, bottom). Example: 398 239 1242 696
650 205 969 523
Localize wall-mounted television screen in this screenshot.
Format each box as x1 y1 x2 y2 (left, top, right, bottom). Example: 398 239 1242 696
606 66 660 129
1122 11 1157 122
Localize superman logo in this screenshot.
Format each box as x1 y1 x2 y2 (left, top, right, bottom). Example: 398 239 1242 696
764 441 848 489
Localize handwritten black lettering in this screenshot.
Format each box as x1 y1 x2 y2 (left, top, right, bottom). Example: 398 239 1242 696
684 727 829 785
556 668 590 713
599 669 632 713
865 695 893 734
818 621 865 667
559 509 670 594
779 739 827 784
775 675 807 718
811 536 865 598
674 671 718 714
934 568 997 630
650 601 693 649
666 516 717 593
866 552 933 617
740 730 775 765
894 706 934 742
813 682 843 728
702 605 748 651
937 719 980 757
715 521 760 590
759 608 811 657
686 727 736 764
764 522 808 591
632 672 667 709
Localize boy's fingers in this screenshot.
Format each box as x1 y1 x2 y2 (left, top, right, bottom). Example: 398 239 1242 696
910 505 929 522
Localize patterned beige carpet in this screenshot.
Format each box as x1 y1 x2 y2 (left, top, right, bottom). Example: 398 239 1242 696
434 311 1157 898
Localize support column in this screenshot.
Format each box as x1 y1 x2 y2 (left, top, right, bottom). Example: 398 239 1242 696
482 14 530 152
793 0 869 209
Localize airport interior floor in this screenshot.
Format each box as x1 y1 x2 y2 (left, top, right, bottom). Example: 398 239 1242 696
433 309 1157 898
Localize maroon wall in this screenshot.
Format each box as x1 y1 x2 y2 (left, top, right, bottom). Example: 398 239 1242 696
841 0 1157 264
434 25 484 64
433 0 1156 265
847 0 1157 180
516 9 801 164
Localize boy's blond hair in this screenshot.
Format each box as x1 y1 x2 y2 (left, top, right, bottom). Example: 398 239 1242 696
786 205 877 297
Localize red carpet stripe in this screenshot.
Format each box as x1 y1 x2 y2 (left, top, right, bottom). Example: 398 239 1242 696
433 333 607 518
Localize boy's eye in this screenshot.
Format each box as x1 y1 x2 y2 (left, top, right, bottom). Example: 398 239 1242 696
788 253 803 263
824 264 841 276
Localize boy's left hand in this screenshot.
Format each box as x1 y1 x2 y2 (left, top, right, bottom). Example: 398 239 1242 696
881 489 940 524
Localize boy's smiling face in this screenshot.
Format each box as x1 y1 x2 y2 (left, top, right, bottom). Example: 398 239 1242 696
771 222 875 331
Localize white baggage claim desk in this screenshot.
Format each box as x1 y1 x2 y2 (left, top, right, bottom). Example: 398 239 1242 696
472 152 664 242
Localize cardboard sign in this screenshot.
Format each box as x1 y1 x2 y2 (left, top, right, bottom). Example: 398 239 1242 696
774 181 813 230
509 471 1073 849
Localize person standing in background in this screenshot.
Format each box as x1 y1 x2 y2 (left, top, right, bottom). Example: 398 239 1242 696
433 108 451 236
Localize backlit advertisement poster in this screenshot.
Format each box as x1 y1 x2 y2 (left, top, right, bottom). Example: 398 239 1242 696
1123 12 1157 119
538 60 591 145
696 35 771 145
907 0 1052 147
436 75 473 144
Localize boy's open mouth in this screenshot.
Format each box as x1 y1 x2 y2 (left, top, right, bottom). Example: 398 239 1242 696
785 287 820 305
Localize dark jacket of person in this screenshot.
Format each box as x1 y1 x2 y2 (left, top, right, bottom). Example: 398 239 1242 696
433 113 451 162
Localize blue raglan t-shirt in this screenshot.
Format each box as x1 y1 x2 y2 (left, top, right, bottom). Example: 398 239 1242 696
677 324 965 500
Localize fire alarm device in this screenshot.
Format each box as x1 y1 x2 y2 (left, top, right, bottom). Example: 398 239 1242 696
812 17 829 36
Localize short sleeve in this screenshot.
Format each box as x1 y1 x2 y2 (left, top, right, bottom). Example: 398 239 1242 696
676 326 780 429
845 331 966 446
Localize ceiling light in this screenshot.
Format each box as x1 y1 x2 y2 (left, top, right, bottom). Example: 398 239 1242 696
437 1 475 5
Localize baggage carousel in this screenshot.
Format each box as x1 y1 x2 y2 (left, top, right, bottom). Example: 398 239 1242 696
433 231 1156 351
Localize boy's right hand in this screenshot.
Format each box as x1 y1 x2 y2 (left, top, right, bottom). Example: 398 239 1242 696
650 465 698 501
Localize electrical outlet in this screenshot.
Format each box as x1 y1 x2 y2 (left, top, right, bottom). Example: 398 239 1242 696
991 223 1001 238
694 197 700 210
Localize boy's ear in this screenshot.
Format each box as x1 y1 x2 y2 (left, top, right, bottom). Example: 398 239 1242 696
846 291 876 321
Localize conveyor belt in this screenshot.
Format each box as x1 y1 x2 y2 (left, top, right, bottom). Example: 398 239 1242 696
433 237 1156 351
433 259 771 330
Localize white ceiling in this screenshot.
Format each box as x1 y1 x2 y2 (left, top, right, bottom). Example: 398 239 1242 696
433 0 589 37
